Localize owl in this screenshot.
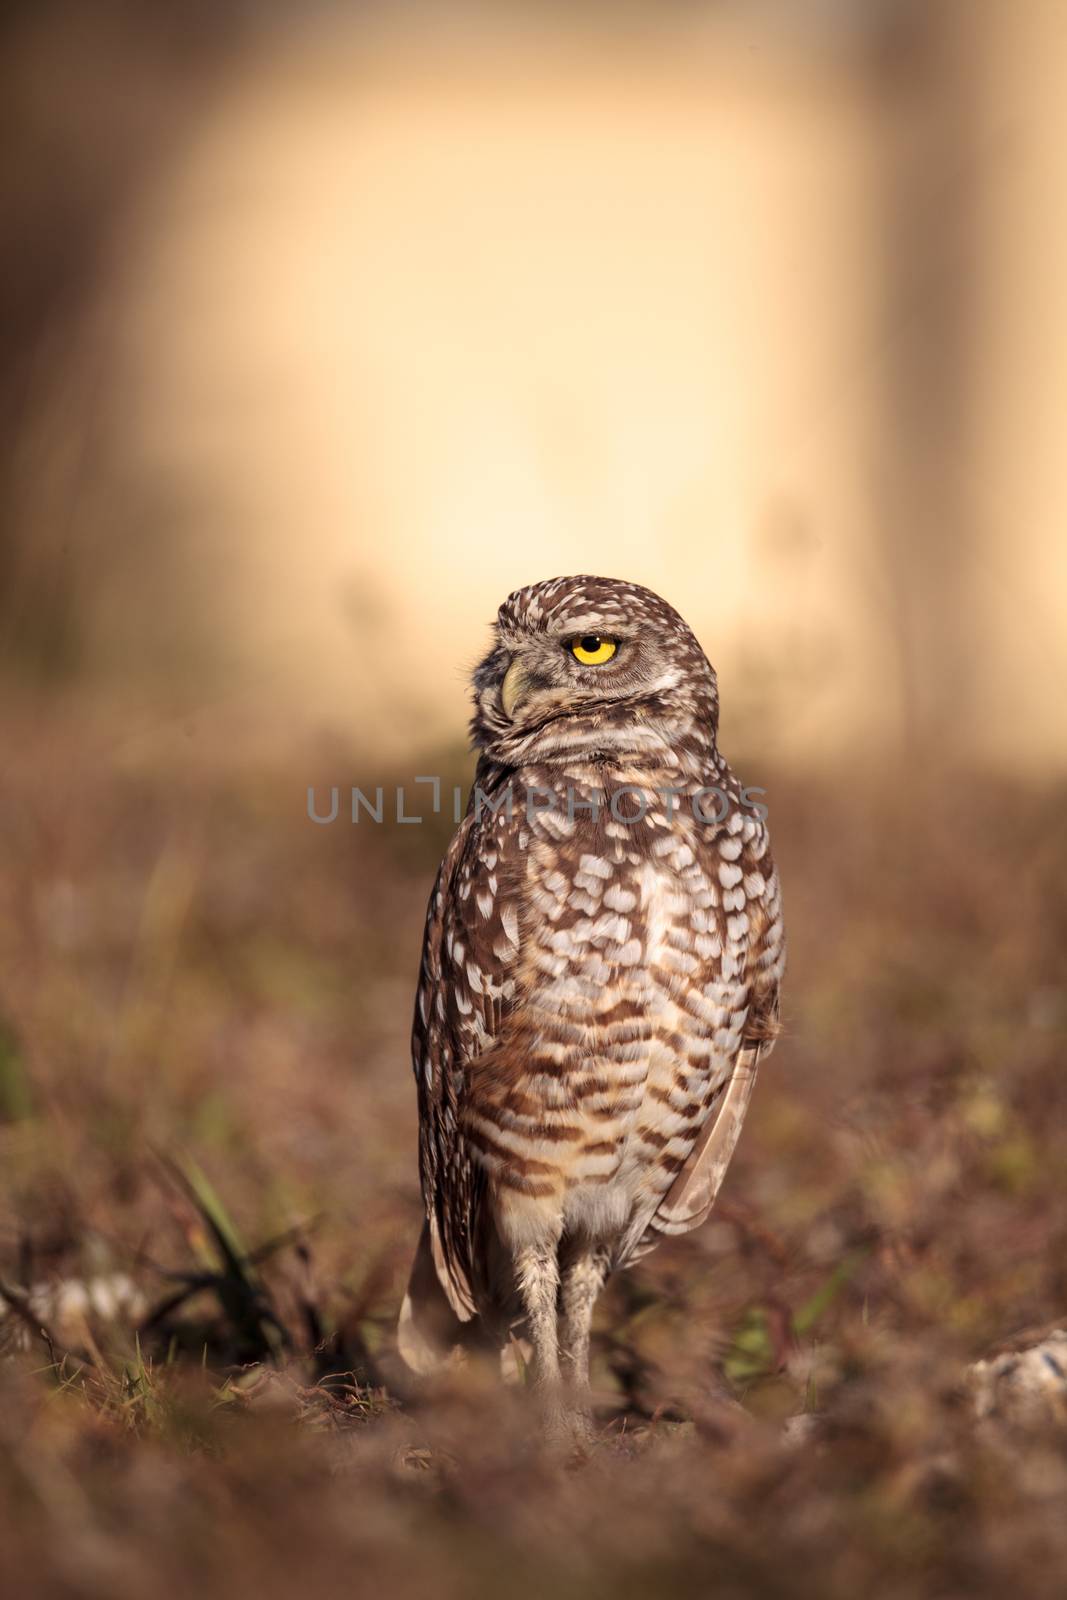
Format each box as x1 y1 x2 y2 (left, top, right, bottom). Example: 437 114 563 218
398 575 785 1440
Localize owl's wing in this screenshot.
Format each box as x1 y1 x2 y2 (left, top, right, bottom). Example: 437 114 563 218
641 842 785 1247
404 808 521 1343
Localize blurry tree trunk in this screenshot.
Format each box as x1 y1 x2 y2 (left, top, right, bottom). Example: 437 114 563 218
870 0 987 756
0 2 243 681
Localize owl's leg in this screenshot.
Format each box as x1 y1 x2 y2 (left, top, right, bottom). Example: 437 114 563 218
559 1246 610 1436
514 1241 566 1437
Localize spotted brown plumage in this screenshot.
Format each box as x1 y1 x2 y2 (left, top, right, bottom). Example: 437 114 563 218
398 575 786 1437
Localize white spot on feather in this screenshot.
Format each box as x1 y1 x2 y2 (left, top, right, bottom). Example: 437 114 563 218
500 902 519 947
579 854 612 879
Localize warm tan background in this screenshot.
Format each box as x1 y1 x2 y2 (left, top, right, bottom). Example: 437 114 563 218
3 0 1065 769
2 7 1067 1599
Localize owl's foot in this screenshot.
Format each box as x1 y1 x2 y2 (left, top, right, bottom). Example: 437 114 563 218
538 1390 598 1458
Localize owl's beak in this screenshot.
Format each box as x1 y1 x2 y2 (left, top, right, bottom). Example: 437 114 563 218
500 656 531 720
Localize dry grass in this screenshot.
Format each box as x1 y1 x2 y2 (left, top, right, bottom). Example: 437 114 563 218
1 700 1066 1599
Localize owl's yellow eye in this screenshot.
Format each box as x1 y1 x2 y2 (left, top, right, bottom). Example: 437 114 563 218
569 635 617 666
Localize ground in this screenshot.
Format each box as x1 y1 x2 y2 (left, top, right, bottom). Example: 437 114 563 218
1 698 1066 1599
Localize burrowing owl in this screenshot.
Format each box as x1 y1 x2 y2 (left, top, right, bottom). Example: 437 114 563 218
398 575 785 1437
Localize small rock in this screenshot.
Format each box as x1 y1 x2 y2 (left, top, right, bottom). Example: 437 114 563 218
968 1330 1067 1425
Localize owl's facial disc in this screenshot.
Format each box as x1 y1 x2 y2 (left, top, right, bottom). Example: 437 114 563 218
493 626 634 730
500 634 620 718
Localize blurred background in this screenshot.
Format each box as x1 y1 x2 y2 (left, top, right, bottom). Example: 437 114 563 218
2 5 1067 1598
3 0 1066 767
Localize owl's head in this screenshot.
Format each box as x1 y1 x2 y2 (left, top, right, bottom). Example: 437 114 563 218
470 575 719 766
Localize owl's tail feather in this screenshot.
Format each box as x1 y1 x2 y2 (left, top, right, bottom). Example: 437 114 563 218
397 1219 474 1375
398 1217 530 1378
